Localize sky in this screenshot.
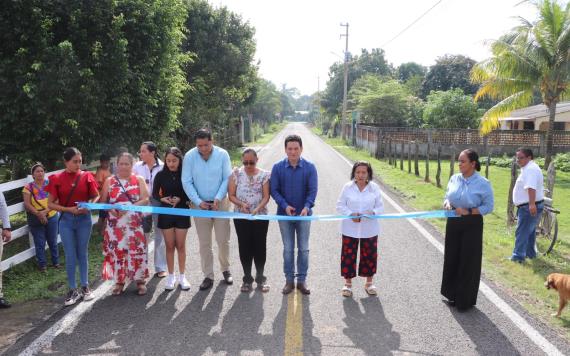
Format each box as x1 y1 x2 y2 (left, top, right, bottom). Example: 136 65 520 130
212 0 537 95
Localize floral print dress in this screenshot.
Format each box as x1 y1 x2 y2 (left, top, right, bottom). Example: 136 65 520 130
102 175 148 283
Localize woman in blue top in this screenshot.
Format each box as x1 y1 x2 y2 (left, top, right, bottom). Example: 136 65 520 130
441 149 494 311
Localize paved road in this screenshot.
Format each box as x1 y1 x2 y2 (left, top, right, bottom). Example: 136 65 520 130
7 123 570 355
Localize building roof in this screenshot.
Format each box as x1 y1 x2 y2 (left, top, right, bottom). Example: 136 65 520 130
501 101 570 121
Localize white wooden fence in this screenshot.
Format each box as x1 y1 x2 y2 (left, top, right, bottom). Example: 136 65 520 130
0 163 98 272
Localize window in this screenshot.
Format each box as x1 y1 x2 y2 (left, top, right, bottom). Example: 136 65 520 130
523 121 535 130
553 122 565 130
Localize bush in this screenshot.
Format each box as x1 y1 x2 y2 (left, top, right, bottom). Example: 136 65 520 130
481 153 570 172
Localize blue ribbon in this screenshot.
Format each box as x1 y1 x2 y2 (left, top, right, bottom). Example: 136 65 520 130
78 202 457 221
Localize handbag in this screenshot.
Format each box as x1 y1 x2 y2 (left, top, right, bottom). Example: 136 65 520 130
115 176 153 233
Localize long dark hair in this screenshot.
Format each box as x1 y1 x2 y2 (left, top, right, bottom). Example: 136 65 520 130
63 147 81 162
162 147 184 175
142 141 159 162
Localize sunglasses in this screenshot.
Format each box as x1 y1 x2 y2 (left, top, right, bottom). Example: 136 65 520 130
242 161 256 166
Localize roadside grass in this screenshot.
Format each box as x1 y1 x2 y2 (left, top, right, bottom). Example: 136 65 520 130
229 121 287 166
315 129 570 338
3 222 104 304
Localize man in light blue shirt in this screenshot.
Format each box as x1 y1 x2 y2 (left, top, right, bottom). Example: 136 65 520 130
182 129 233 290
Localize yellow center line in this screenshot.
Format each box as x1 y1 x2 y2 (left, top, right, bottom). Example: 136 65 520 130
284 290 303 355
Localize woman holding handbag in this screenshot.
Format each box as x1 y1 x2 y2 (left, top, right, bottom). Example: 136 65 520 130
48 147 100 306
22 163 59 272
100 152 150 296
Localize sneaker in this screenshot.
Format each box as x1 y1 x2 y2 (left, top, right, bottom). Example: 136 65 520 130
81 286 94 301
179 276 191 291
165 275 176 291
64 289 81 306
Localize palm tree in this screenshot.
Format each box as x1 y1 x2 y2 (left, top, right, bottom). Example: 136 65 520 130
471 0 570 168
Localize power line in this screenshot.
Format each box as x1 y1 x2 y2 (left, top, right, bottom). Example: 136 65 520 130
381 0 444 48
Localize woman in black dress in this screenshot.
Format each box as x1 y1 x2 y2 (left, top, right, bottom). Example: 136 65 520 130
153 147 191 291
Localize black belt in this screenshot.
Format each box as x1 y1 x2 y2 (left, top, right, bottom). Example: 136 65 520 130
516 200 543 208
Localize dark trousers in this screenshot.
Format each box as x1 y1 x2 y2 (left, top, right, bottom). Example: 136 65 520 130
340 235 378 279
441 215 483 309
233 219 269 283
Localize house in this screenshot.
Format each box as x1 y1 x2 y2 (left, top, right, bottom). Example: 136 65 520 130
499 101 570 131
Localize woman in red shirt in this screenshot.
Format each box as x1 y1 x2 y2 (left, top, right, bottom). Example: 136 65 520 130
48 147 99 306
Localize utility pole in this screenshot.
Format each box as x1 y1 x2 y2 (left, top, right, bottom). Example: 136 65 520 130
340 22 349 140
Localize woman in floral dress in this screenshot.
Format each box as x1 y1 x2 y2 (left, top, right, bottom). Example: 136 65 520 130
100 152 150 295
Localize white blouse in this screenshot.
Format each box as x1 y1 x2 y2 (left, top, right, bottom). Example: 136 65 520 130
336 181 384 238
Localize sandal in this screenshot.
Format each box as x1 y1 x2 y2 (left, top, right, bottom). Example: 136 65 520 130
259 282 270 293
342 283 353 297
241 283 252 293
136 282 147 296
364 282 377 296
112 283 124 296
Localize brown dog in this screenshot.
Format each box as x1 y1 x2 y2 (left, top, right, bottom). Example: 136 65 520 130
545 273 570 317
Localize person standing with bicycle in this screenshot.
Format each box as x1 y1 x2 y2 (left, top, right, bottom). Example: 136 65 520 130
510 147 544 263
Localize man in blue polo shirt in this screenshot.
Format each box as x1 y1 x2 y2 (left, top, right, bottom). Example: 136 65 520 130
182 129 233 290
270 134 318 295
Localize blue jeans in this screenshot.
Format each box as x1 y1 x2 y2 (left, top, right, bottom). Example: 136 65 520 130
59 213 93 289
278 220 311 283
512 202 544 261
30 214 60 268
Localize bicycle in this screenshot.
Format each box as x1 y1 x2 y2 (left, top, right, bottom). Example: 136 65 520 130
535 193 560 255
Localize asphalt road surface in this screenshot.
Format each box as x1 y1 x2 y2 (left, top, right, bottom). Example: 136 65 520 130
7 123 570 355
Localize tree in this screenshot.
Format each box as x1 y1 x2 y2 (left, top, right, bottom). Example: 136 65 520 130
471 0 570 168
0 0 188 175
321 48 392 118
423 89 480 129
349 75 413 126
421 54 479 99
397 62 427 82
249 79 282 125
176 0 257 151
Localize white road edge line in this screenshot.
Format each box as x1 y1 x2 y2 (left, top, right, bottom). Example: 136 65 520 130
19 240 156 356
324 137 564 356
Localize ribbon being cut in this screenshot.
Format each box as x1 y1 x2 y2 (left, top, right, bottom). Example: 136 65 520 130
78 202 458 221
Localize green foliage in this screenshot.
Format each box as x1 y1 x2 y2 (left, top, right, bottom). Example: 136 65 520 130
421 54 479 99
175 0 257 152
397 62 427 82
349 75 414 126
423 88 480 129
484 153 570 172
0 0 188 175
321 48 392 117
471 0 570 168
249 79 282 124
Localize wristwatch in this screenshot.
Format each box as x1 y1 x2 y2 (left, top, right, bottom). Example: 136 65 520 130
468 208 473 215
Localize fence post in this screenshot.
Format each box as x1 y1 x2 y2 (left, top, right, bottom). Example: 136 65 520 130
436 145 442 188
393 142 398 168
414 141 420 177
485 155 491 179
449 148 455 179
407 142 412 173
425 142 430 182
387 139 392 165
375 131 382 159
400 141 404 170
507 156 518 226
546 162 556 198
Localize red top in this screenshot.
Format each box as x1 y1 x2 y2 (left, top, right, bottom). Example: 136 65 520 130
47 170 99 207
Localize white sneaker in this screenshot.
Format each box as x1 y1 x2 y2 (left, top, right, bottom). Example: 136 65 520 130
165 275 176 290
179 276 191 291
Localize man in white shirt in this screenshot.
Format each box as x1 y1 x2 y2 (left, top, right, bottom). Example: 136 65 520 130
510 148 544 262
133 141 167 277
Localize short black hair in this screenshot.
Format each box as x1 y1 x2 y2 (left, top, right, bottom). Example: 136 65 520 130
517 147 534 159
99 154 111 162
63 147 81 162
461 149 481 172
194 129 212 141
350 161 373 180
141 141 159 160
284 134 302 148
